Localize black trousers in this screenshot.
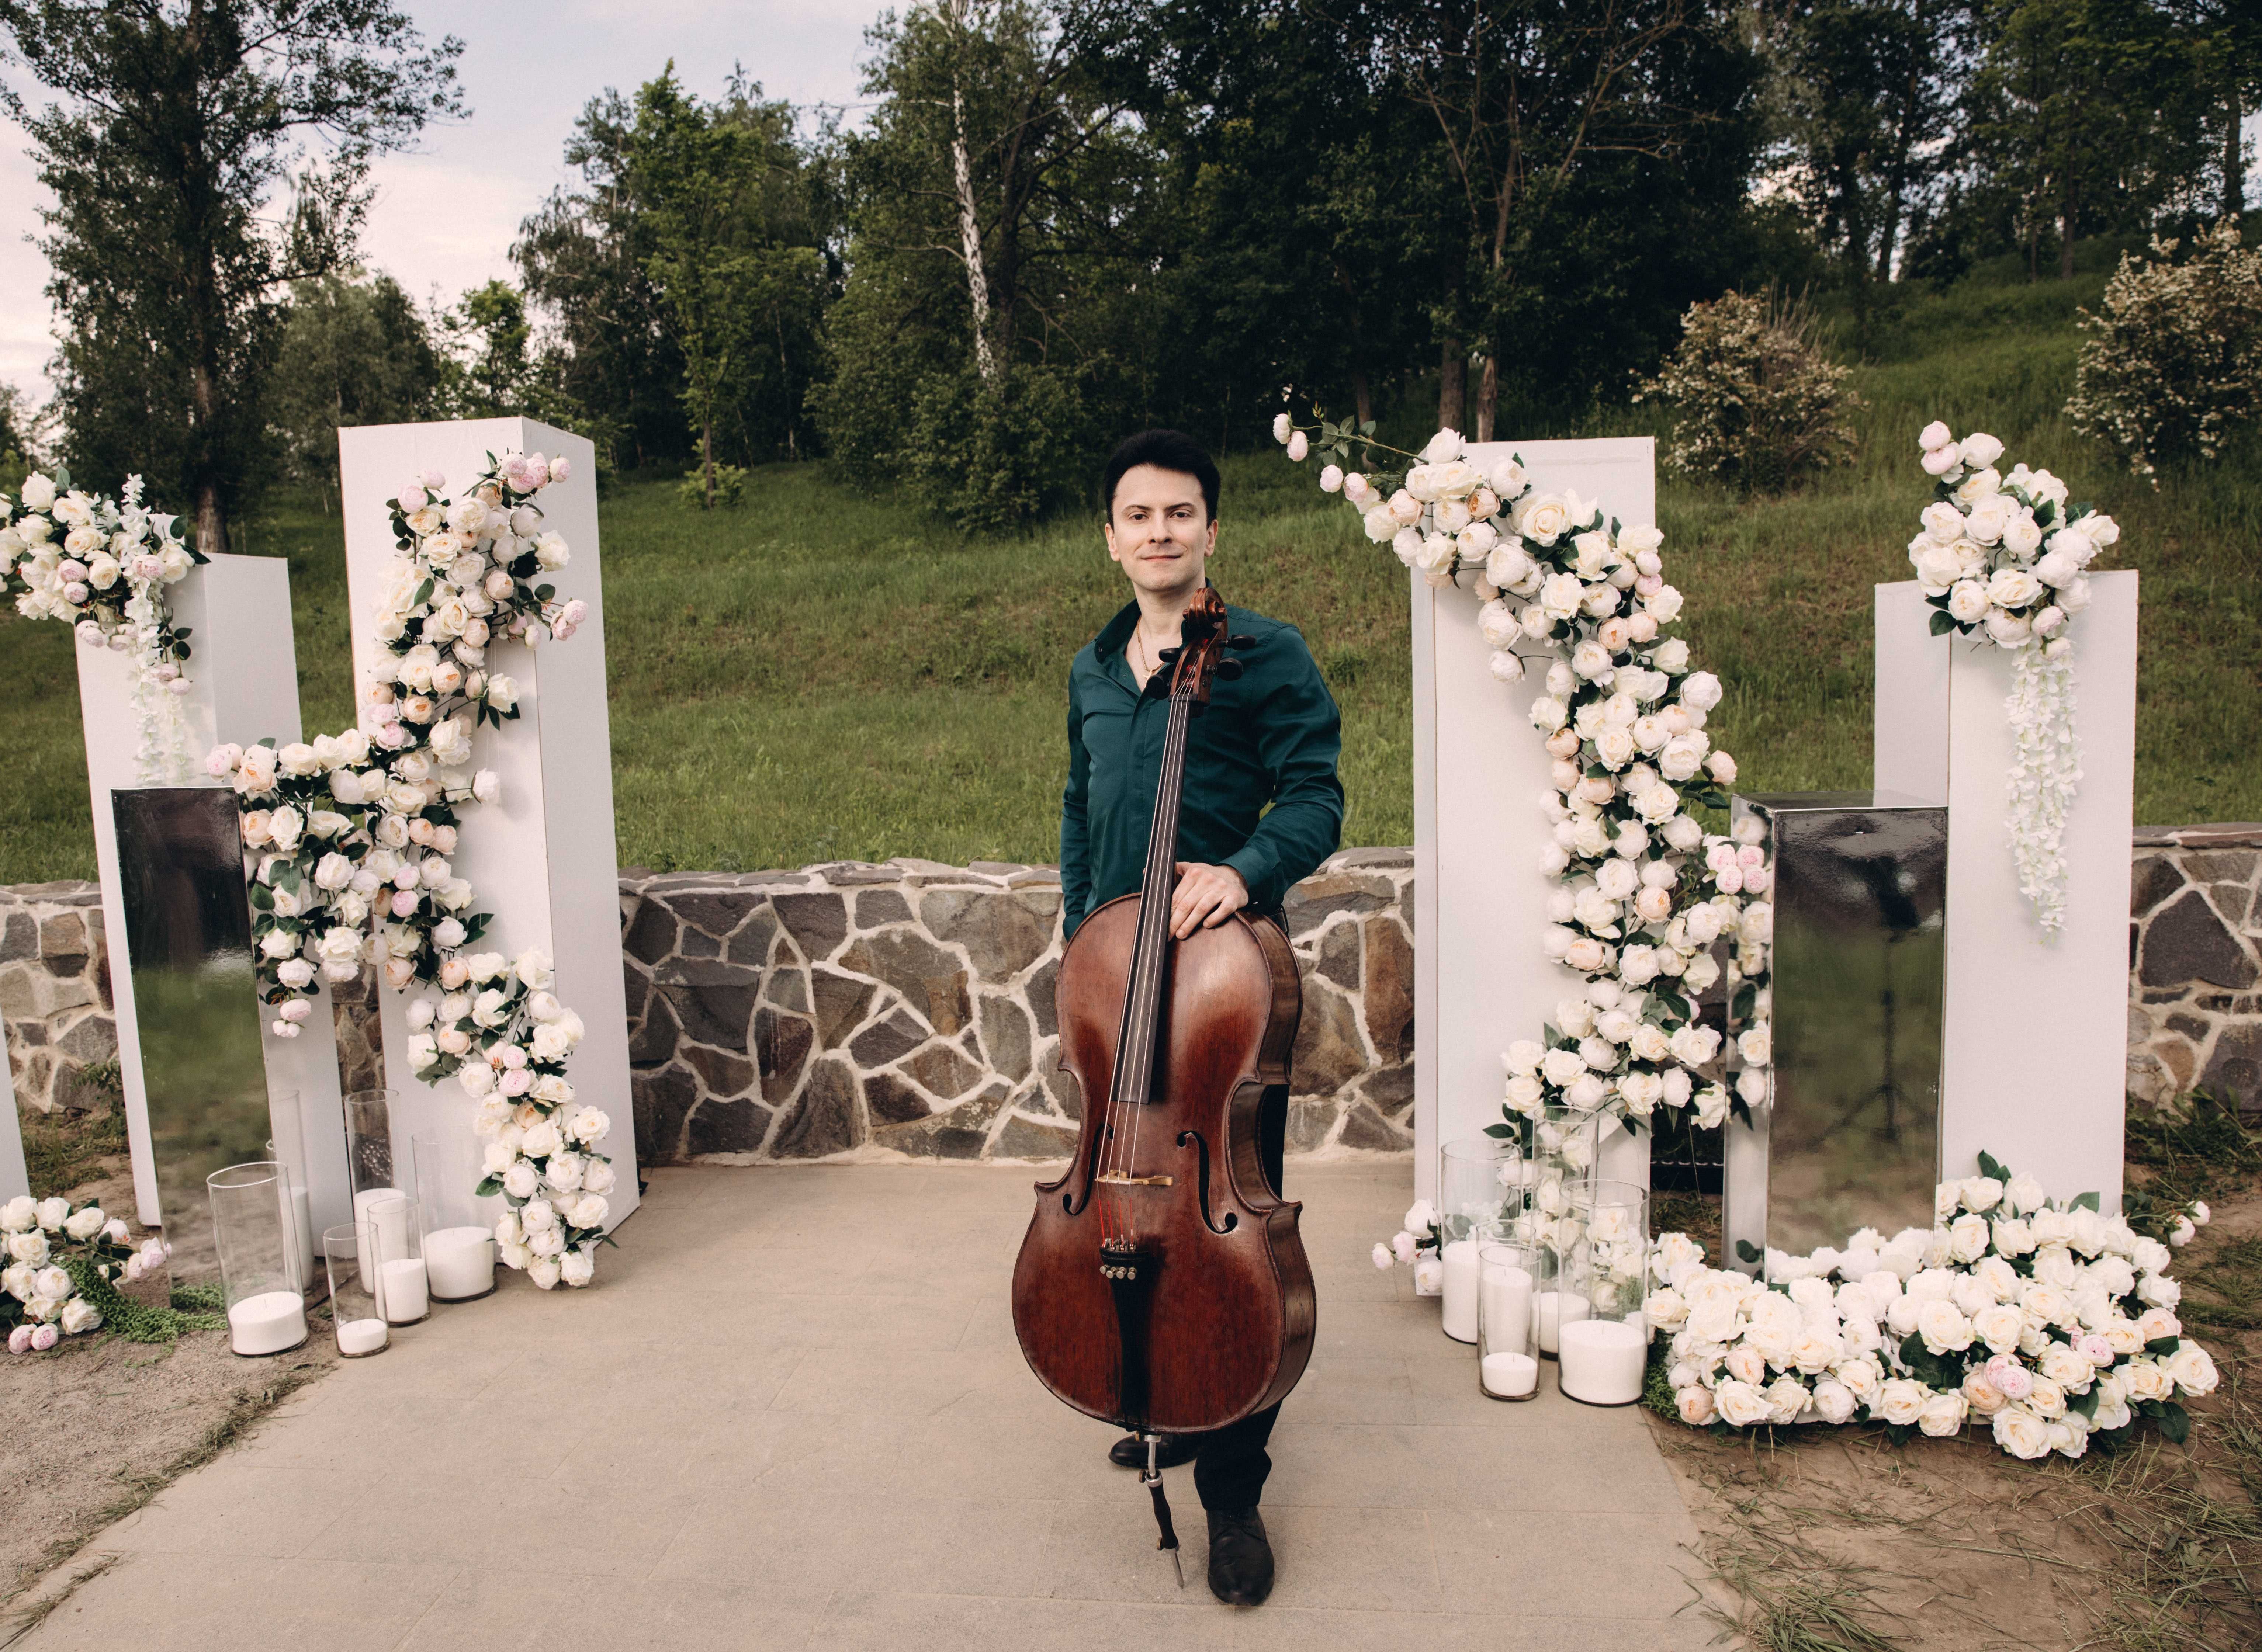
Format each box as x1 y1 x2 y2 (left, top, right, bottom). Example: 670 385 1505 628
1189 1082 1289 1512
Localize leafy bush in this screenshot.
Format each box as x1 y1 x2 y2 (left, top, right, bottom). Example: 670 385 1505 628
1638 289 1861 492
899 363 1090 533
677 463 749 509
2068 222 2262 484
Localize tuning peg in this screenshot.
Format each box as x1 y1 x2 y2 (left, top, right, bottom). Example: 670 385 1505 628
1158 646 1181 663
1228 634 1257 650
1216 659 1245 681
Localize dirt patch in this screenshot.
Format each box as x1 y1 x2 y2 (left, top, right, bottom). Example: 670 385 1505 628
1648 1118 2262 1651
0 1153 341 1605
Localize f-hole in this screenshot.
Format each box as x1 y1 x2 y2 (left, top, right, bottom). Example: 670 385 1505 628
1177 1130 1237 1235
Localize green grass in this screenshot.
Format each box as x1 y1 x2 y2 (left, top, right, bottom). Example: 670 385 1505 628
4 269 2259 884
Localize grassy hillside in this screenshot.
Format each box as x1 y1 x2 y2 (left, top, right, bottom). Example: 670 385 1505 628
4 271 2257 884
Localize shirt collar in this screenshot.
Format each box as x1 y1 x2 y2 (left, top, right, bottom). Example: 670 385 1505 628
1095 584 1226 662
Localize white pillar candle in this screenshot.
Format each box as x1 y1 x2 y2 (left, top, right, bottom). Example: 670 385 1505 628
1480 1265 1535 1360
1481 1350 1539 1398
336 1317 388 1356
226 1289 306 1357
1535 1290 1589 1356
1441 1239 1481 1342
423 1225 496 1300
352 1187 397 1277
379 1256 429 1324
1558 1316 1648 1405
279 1183 315 1290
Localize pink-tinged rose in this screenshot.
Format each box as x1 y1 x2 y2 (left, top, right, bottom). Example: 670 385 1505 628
30 1324 58 1351
548 456 570 483
499 1068 534 1098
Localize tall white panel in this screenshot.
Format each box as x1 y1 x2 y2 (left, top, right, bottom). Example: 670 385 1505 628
76 555 344 1230
1413 438 1657 1200
1874 572 2138 1207
336 419 638 1231
0 1032 25 1204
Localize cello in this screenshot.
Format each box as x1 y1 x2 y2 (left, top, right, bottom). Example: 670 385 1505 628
1011 585 1316 1578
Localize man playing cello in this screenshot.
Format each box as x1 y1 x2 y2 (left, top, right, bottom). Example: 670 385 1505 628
1056 428 1345 1606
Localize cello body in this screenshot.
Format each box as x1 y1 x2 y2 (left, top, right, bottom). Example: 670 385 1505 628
1010 589 1317 1437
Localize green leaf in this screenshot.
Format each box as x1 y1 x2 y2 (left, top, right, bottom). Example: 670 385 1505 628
411 578 433 608
2072 1191 2101 1212
1731 983 1756 1020
1977 1150 2009 1182
1929 610 1956 636
2145 1335 2181 1356
535 583 555 600
1482 1123 1513 1138
2067 1383 2100 1420
2155 1400 2190 1445
1735 1239 1762 1264
475 1175 504 1198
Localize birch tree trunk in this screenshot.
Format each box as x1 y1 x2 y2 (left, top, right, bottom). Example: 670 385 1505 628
945 1 997 386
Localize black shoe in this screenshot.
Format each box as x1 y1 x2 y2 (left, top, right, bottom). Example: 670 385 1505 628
1108 1432 1199 1470
1205 1507 1274 1606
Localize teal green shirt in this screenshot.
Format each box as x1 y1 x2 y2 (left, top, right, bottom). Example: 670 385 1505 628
1060 594 1345 937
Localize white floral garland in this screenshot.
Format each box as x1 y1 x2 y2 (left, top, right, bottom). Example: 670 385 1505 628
1906 425 2117 933
2 1193 159 1351
1278 416 1772 1135
1649 1160 2216 1461
204 450 613 1289
3 471 206 784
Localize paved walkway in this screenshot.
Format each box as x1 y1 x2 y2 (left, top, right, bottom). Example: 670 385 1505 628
24 1164 1712 1649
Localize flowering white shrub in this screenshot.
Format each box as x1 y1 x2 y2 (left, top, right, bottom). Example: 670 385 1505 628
2 1193 148 1351
1650 1160 2217 1460
207 450 610 1288
2067 221 2262 484
1636 289 1862 492
1 470 208 782
1908 427 2117 933
1282 418 1770 1137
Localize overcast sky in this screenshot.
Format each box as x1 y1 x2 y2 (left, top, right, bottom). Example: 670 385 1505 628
0 0 891 396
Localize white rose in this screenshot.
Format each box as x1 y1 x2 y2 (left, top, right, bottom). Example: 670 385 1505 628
1712 1380 1770 1428
1991 1404 2052 1460
63 1205 107 1241
1917 1390 1968 1438
2165 1342 2218 1397
1876 1378 1927 1426
0 1197 36 1234
1947 580 1990 624
560 1248 596 1287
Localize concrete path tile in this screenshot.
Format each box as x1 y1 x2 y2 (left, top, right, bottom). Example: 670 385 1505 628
19 1164 1712 1651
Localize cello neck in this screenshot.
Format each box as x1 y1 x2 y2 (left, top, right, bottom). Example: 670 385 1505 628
1112 685 1196 1111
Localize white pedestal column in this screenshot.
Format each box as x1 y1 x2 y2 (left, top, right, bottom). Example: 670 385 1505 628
1874 571 2138 1207
0 1034 26 1204
335 418 638 1231
1412 438 1657 1201
76 555 347 1231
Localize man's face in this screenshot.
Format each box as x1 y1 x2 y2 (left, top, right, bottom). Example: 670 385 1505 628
1105 464 1216 597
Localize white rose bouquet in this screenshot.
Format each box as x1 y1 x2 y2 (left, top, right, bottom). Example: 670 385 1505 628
2 470 209 782
1279 412 1768 1136
1372 1198 1446 1295
206 451 610 1287
2 1194 142 1351
1652 1154 2216 1461
1907 425 2117 932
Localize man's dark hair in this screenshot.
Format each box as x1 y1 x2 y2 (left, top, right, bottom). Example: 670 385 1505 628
1100 429 1220 522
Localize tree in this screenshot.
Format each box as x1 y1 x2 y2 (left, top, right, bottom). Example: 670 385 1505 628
0 0 462 551
816 0 1153 526
1367 0 1766 437
1767 0 1972 331
444 279 535 417
631 66 828 506
515 90 690 473
269 268 443 507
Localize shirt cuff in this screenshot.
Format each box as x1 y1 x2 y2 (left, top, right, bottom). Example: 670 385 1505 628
1222 844 1279 913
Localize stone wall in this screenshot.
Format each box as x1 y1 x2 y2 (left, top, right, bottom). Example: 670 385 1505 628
618 848 1416 1166
2127 825 2262 1106
11 827 2259 1156
0 883 114 1115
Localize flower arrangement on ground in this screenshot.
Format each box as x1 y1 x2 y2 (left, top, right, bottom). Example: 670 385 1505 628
1907 426 2117 933
2 469 207 782
1373 1197 1446 1294
205 449 612 1288
2 1193 156 1351
1278 416 1770 1140
1647 1158 2216 1460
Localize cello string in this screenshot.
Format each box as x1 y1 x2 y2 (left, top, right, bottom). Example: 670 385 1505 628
1125 679 1192 1233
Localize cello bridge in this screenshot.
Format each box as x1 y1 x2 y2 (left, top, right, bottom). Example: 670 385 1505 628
1095 1173 1173 1187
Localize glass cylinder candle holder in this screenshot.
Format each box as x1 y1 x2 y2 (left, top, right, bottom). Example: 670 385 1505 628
1558 1177 1651 1406
344 1089 401 1280
1439 1135 1522 1342
364 1193 429 1326
413 1132 498 1302
208 1162 307 1357
323 1224 388 1357
263 1087 319 1293
1477 1240 1542 1400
